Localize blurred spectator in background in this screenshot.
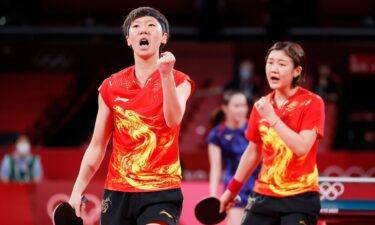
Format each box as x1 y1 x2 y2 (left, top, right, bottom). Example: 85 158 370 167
226 59 261 105
0 135 43 183
314 64 342 103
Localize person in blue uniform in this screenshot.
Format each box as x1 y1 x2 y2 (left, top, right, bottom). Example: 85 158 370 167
207 90 261 225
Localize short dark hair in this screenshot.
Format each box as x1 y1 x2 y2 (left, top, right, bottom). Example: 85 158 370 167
122 6 169 36
265 41 306 87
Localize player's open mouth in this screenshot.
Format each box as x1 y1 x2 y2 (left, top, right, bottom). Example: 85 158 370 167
140 39 149 47
270 76 280 81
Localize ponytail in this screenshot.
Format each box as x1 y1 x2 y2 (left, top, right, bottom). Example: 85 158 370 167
210 108 225 127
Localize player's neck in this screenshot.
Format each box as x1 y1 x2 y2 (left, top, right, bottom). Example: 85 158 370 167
275 86 299 101
226 119 246 129
134 55 158 86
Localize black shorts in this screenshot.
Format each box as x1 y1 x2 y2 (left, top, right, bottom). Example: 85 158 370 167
241 191 321 225
100 188 183 225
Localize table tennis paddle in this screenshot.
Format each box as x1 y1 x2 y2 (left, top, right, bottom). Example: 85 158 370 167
194 197 226 225
52 195 88 225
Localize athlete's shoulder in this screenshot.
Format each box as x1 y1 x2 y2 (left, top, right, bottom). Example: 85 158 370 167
101 66 135 90
297 87 324 108
208 124 222 136
300 87 324 101
173 69 195 93
108 66 134 80
172 68 188 77
173 69 194 81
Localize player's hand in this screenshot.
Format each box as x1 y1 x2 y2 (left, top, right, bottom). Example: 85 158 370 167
157 51 175 76
68 193 86 218
219 190 237 213
255 96 278 125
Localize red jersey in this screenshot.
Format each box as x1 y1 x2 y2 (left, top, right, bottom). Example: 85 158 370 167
246 87 325 197
99 66 194 192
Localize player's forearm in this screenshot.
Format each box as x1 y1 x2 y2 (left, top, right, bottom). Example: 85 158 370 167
271 117 313 157
208 145 222 196
72 145 106 194
161 74 184 127
209 167 221 196
233 144 261 184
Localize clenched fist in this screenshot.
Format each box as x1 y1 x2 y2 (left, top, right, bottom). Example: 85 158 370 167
255 96 278 125
157 51 175 76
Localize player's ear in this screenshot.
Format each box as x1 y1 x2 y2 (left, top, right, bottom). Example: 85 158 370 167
161 33 168 44
293 66 302 78
126 35 131 47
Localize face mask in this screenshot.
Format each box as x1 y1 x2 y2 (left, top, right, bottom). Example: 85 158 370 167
240 69 253 80
16 142 31 155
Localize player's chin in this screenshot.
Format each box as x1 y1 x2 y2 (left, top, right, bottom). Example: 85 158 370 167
268 82 279 90
136 51 155 59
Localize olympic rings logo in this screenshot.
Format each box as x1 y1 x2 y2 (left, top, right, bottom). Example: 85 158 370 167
46 193 101 225
319 182 345 201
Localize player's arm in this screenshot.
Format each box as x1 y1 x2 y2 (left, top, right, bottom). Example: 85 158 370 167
219 142 262 212
69 94 113 217
232 142 262 189
255 96 322 157
268 97 323 157
208 143 223 197
158 51 191 127
271 122 317 157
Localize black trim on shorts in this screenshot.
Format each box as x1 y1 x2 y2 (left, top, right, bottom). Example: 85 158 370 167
100 188 183 225
241 191 321 225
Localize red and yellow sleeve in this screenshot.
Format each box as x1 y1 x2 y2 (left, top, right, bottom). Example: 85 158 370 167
301 95 325 139
173 71 195 98
98 77 111 108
